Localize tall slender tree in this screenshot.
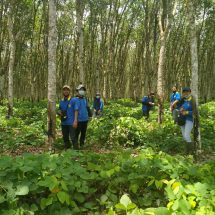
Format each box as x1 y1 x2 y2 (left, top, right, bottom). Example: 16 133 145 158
157 0 177 123
76 0 85 84
7 4 15 117
189 0 201 151
47 0 57 144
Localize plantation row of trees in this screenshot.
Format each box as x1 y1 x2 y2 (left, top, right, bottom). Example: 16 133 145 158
0 0 214 102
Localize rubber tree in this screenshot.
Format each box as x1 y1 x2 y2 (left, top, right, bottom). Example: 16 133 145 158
47 0 57 144
76 0 85 84
188 0 201 151
7 3 16 117
157 0 177 123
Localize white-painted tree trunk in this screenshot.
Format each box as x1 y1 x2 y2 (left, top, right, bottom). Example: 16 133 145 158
47 0 57 144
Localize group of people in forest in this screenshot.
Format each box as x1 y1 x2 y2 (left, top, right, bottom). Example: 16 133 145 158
58 84 103 150
59 83 196 155
142 86 196 155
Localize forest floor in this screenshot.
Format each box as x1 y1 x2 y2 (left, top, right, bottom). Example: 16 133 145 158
0 99 215 214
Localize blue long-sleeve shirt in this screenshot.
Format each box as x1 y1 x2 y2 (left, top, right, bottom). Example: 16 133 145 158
180 96 193 122
76 97 89 122
142 96 154 112
93 98 104 111
170 92 181 109
59 97 79 125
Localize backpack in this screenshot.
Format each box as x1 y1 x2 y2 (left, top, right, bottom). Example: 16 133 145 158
173 109 186 126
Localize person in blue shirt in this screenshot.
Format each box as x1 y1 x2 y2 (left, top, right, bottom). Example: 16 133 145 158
58 85 79 149
74 84 90 149
93 92 104 117
178 87 194 155
170 86 181 123
170 86 181 111
142 92 155 119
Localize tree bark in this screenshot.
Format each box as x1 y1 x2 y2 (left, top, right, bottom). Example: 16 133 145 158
47 0 57 145
189 1 201 151
7 8 15 117
76 0 85 84
157 32 165 123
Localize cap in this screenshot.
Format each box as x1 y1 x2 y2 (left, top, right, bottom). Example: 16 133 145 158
182 87 191 92
62 85 70 90
96 92 100 95
76 84 86 91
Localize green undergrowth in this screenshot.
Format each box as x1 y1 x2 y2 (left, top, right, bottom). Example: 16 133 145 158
0 99 215 214
0 100 47 152
87 99 215 153
0 99 215 153
0 149 215 214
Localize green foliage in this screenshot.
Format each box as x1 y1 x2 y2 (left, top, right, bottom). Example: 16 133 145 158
0 101 47 151
0 99 215 214
0 150 215 214
87 99 215 152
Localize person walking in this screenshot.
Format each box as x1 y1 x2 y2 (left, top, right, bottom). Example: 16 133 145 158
93 92 104 118
178 87 195 155
74 84 90 149
170 86 181 123
58 85 79 149
142 92 155 120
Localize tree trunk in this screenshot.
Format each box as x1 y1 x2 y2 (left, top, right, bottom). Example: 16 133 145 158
189 1 201 151
47 0 57 145
157 0 176 123
76 0 85 84
0 75 4 105
157 32 165 123
7 9 15 117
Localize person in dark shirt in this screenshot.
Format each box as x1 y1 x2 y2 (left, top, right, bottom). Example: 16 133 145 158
142 92 155 120
170 86 181 123
93 92 104 117
178 87 194 155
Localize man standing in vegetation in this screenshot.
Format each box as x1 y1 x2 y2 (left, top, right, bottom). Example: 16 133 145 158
142 92 155 120
170 86 181 122
178 87 195 155
74 84 89 149
93 92 104 117
58 85 79 150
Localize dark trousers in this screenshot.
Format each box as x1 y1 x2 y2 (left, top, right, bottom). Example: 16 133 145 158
75 121 88 147
61 125 77 149
143 110 150 119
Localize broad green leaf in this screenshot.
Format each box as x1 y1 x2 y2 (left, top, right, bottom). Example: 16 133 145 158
115 203 126 210
100 194 108 203
179 199 190 213
108 208 115 215
74 193 85 203
83 202 95 209
61 181 68 191
154 207 169 215
120 194 131 208
40 197 53 210
127 203 137 210
57 191 70 204
15 185 29 196
130 184 139 193
172 199 179 211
